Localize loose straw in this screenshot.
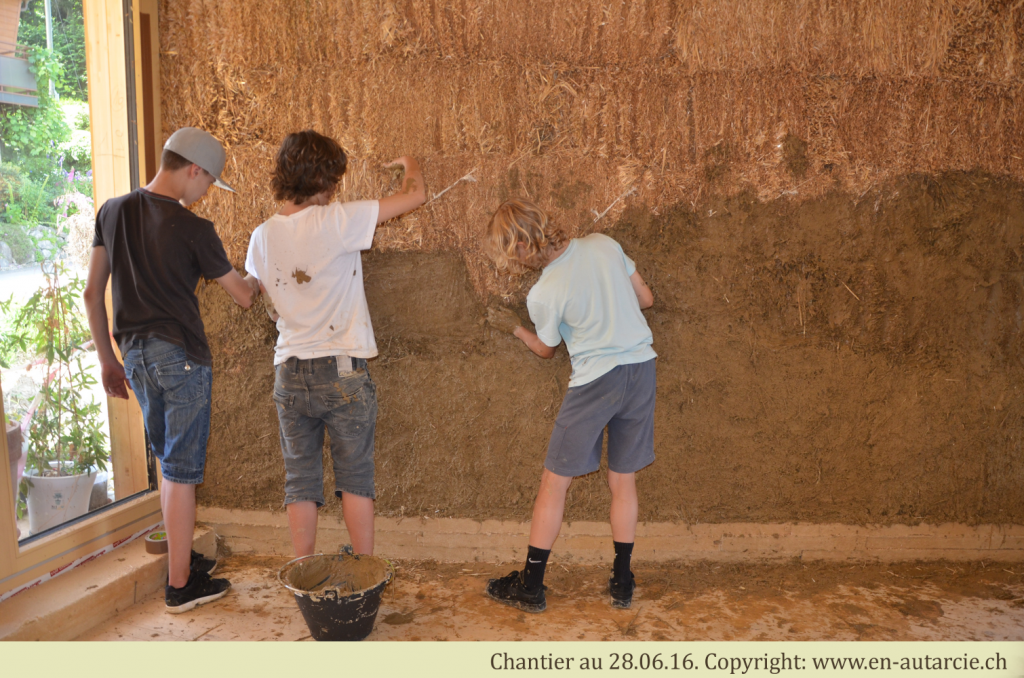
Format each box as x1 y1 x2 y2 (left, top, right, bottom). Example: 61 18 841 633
427 168 479 206
592 187 637 224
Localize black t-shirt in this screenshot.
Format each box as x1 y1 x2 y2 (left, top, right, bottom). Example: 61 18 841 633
93 188 234 366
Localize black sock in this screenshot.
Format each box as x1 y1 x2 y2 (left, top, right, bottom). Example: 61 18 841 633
613 541 634 582
523 545 550 591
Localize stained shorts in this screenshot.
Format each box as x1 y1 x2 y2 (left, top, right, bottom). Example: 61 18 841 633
274 355 378 506
545 358 656 478
122 338 212 485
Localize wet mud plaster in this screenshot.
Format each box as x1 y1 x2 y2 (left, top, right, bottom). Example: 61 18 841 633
284 555 390 594
197 176 1024 525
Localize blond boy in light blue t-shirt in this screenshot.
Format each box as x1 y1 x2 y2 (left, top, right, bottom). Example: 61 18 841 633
483 199 656 612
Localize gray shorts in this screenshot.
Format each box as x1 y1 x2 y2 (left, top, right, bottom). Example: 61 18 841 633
274 356 378 505
545 358 656 477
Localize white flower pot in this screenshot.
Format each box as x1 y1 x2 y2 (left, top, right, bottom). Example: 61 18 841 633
24 466 97 536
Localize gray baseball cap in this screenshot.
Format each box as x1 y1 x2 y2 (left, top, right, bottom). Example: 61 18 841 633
163 127 236 193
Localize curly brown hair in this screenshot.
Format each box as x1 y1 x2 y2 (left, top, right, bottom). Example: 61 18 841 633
271 130 347 202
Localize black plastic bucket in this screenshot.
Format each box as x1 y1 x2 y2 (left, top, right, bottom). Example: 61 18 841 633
279 553 394 641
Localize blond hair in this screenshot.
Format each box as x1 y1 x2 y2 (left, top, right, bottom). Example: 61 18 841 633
485 199 566 269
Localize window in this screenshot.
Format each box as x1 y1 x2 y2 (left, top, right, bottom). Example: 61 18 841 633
0 0 162 599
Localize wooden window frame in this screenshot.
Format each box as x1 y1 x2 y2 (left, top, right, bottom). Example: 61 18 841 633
136 0 162 185
0 0 162 598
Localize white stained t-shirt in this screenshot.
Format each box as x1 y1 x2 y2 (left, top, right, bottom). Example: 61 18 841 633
245 200 379 365
526 233 656 388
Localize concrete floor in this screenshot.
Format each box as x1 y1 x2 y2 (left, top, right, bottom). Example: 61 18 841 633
80 555 1024 641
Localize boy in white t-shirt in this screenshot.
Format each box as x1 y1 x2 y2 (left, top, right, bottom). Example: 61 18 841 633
483 199 656 612
245 130 425 557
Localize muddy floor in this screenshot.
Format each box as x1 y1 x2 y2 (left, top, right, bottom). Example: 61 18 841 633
79 555 1024 641
196 172 1024 525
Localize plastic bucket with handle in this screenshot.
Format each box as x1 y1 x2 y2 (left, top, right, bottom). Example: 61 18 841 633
278 553 393 641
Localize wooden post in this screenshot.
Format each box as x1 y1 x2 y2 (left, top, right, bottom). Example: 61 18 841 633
84 0 149 500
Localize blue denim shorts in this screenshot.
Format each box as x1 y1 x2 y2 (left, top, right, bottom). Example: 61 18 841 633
274 355 378 506
122 338 213 485
545 358 656 478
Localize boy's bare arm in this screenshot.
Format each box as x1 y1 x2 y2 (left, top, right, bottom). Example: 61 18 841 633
487 304 557 358
630 270 654 309
377 156 427 223
83 246 131 399
215 270 259 308
514 326 557 359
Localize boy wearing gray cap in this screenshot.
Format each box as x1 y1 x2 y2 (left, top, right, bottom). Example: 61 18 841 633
84 127 259 613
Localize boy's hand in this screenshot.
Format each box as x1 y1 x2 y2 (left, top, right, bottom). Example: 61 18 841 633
243 274 261 302
100 360 132 400
217 270 257 309
378 156 427 223
486 305 522 334
383 156 414 171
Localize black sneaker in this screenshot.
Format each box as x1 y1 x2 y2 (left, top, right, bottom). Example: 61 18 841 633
190 550 218 575
609 571 636 609
165 570 231 614
486 570 547 613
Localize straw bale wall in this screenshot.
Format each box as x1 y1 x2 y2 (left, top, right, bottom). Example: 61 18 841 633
156 0 1024 525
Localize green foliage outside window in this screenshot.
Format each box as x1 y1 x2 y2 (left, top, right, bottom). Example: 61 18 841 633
0 3 94 265
16 0 88 102
1 48 71 163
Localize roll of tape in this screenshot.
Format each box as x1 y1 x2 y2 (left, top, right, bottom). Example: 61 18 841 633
145 530 168 555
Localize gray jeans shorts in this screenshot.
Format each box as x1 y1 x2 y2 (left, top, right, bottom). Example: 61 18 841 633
545 358 656 477
274 355 378 505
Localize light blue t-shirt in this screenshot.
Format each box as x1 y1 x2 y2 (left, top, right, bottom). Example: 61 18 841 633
526 233 656 387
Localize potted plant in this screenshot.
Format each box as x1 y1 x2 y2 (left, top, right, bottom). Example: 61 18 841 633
2 262 109 535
